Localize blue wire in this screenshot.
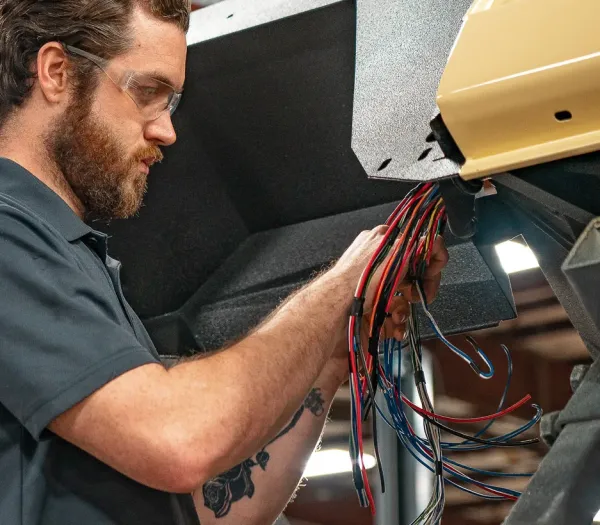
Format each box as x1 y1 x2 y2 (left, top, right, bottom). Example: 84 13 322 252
348 186 531 508
463 344 513 443
377 379 520 499
427 319 495 379
350 288 538 505
373 338 539 499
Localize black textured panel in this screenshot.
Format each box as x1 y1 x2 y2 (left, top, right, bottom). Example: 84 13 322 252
185 202 400 310
352 0 473 180
511 151 600 217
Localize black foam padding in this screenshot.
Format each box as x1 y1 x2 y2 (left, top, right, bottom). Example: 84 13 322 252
141 204 515 354
185 202 399 309
188 285 301 352
182 0 411 233
181 237 515 353
416 241 516 338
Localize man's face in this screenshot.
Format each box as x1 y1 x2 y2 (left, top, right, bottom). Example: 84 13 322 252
46 8 187 221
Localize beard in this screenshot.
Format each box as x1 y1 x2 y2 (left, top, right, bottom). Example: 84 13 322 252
46 98 163 222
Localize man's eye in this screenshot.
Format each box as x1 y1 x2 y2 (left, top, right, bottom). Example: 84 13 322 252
140 86 158 97
130 84 160 103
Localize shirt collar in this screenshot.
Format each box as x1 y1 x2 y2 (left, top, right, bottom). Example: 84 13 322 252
0 157 95 242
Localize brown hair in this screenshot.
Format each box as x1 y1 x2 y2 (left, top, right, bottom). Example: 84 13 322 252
0 0 191 128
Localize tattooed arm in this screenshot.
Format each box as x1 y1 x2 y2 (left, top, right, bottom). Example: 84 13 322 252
193 364 343 525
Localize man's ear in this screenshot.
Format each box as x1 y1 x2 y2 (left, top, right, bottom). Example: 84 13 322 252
36 42 71 104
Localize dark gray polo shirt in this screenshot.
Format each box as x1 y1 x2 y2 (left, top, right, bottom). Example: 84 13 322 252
0 158 199 525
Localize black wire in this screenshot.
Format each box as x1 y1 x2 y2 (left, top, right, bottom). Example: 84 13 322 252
371 401 386 494
409 280 539 447
412 412 540 447
353 323 386 493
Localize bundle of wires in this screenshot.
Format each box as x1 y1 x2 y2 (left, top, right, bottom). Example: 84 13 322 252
347 182 542 523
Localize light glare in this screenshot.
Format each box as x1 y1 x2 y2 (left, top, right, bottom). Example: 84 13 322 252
495 240 539 274
303 449 376 478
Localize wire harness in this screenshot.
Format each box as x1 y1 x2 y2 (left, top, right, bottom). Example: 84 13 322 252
347 183 541 523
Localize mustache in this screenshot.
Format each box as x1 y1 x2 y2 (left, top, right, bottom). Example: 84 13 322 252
133 145 164 166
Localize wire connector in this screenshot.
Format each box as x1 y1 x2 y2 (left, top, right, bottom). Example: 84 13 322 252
435 461 443 476
414 370 426 385
351 297 365 317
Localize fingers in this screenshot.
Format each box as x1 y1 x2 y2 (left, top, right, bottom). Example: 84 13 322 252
372 224 389 236
420 236 449 304
391 308 407 325
396 282 416 302
425 236 449 279
384 296 409 342
422 272 442 304
393 236 449 304
388 296 409 323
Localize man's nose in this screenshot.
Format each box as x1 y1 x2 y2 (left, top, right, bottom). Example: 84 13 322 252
144 111 177 147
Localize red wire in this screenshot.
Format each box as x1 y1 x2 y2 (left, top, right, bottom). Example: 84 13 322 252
355 204 405 296
401 394 532 423
370 189 435 330
385 183 432 226
384 199 438 312
349 186 450 512
358 191 426 374
353 187 524 508
358 192 438 386
347 317 376 511
359 185 434 323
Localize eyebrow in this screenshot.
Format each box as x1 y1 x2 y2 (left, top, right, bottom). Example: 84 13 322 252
142 71 184 93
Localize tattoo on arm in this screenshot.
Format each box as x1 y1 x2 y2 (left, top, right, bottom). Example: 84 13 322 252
202 388 326 518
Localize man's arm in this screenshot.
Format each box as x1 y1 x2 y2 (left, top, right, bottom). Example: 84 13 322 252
192 235 449 524
49 228 393 494
193 364 342 525
49 267 353 493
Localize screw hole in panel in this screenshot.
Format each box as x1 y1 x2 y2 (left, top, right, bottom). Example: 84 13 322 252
555 110 572 122
418 148 433 161
378 158 392 171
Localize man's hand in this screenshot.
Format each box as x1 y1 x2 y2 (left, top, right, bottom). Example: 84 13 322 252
363 234 448 345
323 230 449 384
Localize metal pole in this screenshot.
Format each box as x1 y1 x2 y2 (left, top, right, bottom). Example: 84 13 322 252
375 349 434 524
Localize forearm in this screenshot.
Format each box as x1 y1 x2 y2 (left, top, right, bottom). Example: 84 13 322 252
193 367 342 525
166 269 353 480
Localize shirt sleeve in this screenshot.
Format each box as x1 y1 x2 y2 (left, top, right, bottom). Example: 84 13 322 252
0 205 161 440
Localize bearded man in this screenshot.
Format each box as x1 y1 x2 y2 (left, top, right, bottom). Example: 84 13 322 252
0 2 448 524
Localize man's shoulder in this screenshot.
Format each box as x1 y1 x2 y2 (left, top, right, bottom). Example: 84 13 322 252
0 191 69 240
0 190 48 226
0 191 77 263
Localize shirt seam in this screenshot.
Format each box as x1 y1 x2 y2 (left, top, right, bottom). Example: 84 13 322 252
22 345 155 428
0 198 91 274
0 193 90 241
